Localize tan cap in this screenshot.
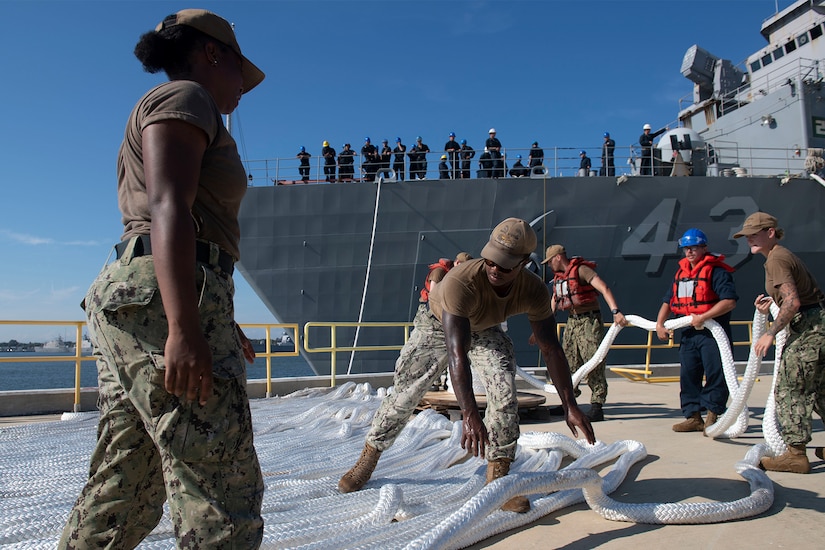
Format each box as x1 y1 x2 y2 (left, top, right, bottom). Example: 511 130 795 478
481 218 536 269
541 244 565 264
733 212 779 238
157 9 265 94
454 252 473 263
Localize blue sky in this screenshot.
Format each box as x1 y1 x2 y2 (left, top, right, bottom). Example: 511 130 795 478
0 0 785 341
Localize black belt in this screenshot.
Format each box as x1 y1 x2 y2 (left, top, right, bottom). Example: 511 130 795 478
115 235 234 275
570 310 601 319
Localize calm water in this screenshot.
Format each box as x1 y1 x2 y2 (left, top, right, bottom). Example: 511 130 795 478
0 352 314 392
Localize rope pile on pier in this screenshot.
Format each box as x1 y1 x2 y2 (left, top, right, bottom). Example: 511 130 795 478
0 311 784 549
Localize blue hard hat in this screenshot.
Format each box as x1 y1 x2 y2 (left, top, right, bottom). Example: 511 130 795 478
382 138 388 143
580 150 586 155
396 137 402 142
449 132 456 137
300 146 305 152
678 228 708 247
516 154 522 159
604 132 610 137
460 139 466 145
416 136 422 141
365 136 370 142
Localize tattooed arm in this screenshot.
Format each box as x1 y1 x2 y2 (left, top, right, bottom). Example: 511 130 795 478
754 281 800 357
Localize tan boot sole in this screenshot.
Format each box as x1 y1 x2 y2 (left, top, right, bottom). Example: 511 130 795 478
501 495 531 513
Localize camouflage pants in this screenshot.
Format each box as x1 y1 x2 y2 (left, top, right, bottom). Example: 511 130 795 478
562 314 607 404
367 308 520 461
59 240 264 550
775 307 825 447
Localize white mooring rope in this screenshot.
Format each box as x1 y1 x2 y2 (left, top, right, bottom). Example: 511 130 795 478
0 308 789 549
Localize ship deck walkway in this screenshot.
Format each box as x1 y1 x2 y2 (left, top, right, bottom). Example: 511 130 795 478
1 374 822 549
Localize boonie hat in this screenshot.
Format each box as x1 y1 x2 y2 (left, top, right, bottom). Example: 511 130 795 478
541 244 565 264
157 9 265 93
481 218 537 269
733 212 779 238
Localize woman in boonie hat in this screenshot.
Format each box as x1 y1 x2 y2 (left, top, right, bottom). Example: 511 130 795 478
734 212 825 474
59 9 265 548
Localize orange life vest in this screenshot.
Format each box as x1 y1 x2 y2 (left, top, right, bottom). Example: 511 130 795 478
553 257 599 311
419 258 454 302
669 254 734 315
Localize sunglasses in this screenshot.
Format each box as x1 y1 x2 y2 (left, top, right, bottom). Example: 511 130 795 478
483 259 515 273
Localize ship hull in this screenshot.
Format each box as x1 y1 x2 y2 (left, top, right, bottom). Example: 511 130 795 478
237 175 825 374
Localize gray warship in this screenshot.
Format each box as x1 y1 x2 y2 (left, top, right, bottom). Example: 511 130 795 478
237 0 825 375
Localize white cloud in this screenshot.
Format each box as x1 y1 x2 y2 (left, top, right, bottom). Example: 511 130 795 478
0 229 53 245
0 229 101 247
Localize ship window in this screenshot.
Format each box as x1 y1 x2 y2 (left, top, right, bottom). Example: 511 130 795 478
798 33 810 47
811 24 823 40
786 40 797 53
750 59 761 72
773 46 784 60
761 53 772 67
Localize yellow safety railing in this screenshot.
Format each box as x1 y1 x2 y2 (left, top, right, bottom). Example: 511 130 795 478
303 321 415 387
0 320 90 411
1 318 758 412
239 323 300 397
0 320 300 410
604 319 756 383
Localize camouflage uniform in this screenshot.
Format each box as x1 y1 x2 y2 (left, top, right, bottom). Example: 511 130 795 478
367 307 520 461
775 307 825 446
563 313 607 404
59 240 264 549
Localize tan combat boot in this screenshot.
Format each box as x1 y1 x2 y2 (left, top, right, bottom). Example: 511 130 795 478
338 443 382 493
672 412 704 432
486 459 531 513
760 444 811 474
702 411 718 437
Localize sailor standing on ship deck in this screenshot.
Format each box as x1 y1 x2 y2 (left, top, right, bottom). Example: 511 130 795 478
639 123 665 175
392 137 406 181
322 140 336 182
600 132 615 176
338 218 595 514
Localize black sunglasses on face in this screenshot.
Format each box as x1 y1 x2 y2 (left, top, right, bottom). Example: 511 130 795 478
483 259 515 273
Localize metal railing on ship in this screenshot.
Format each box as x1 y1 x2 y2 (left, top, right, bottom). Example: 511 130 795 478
1 318 759 412
243 144 806 184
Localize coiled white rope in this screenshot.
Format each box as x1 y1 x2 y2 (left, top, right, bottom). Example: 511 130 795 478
1 372 777 549
514 310 789 441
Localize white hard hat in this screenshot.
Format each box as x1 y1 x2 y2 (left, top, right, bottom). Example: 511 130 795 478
488 128 496 133
643 123 652 130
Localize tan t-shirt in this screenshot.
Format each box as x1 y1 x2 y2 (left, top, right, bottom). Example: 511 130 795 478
764 244 825 306
429 258 553 331
117 80 247 260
